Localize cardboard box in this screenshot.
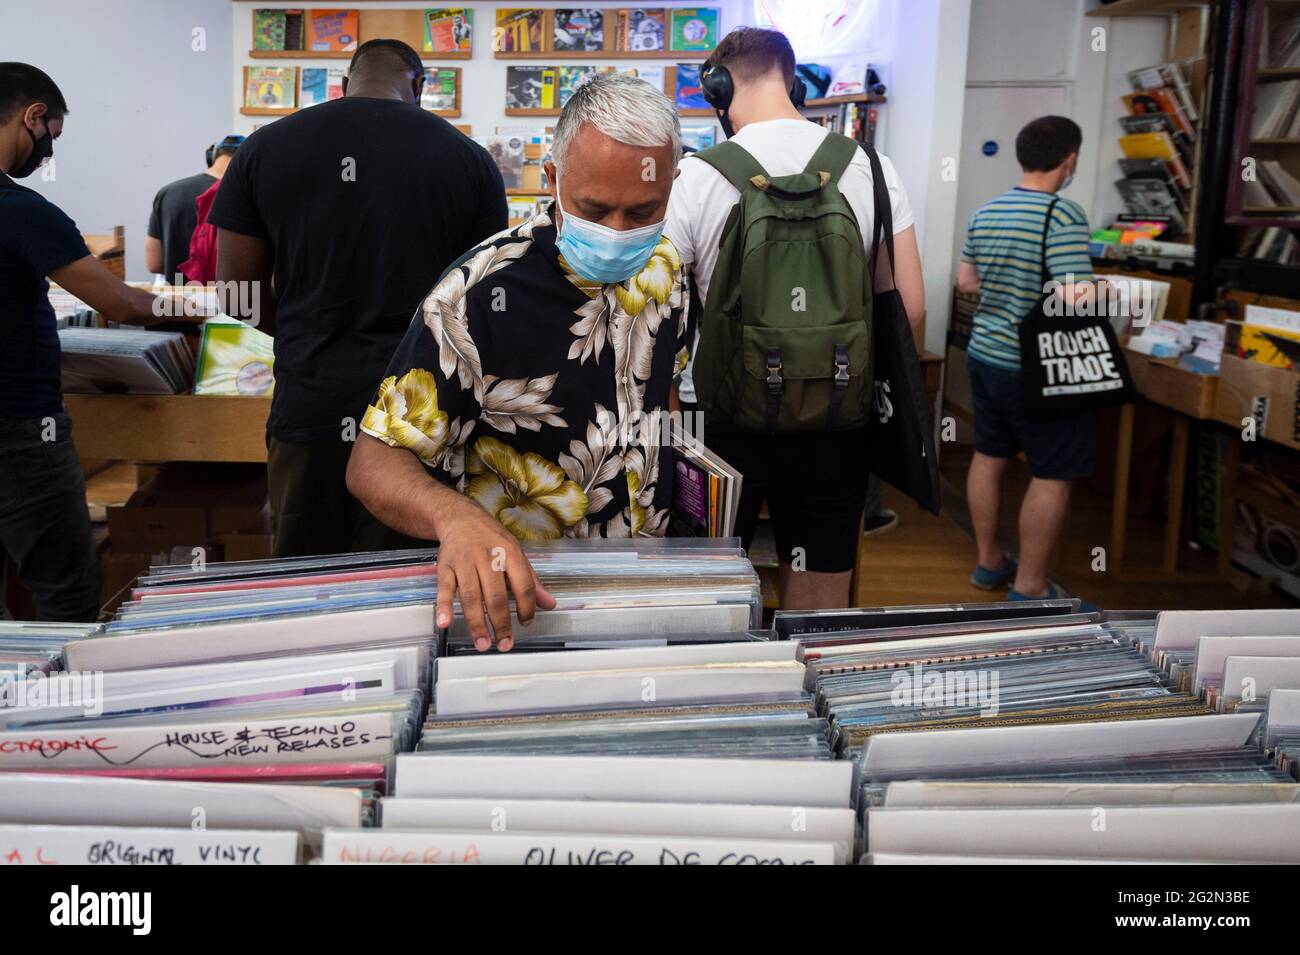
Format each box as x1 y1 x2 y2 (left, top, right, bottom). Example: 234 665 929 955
107 463 268 552
1213 354 1300 451
221 533 273 563
99 548 153 614
1123 347 1219 419
106 505 208 553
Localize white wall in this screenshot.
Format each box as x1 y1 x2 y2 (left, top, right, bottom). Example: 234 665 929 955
937 0 1169 347
2 0 233 281
882 0 972 354
956 0 1170 248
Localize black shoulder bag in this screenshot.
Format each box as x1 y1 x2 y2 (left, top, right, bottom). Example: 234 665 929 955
1017 198 1135 422
862 144 941 515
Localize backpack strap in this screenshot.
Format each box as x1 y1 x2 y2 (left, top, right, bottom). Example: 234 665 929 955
803 132 859 184
694 141 770 193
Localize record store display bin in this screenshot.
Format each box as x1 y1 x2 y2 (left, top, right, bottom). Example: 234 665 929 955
2 541 1298 864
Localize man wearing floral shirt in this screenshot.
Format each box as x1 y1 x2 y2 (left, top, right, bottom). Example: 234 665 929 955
347 74 686 652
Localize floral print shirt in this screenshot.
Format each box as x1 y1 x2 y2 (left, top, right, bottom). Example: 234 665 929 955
360 210 688 540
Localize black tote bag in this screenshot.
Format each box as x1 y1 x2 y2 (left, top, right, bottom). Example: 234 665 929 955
1017 197 1136 422
862 145 941 515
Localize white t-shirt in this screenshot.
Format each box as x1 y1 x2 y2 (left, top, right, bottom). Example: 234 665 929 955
664 119 915 402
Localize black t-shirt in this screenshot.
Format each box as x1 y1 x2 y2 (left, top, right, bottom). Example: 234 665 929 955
208 97 508 443
0 172 91 420
147 172 216 282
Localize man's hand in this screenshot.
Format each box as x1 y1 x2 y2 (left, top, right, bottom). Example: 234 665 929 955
346 433 557 652
433 495 556 652
49 254 163 325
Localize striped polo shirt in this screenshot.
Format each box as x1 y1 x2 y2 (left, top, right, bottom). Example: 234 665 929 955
961 187 1093 371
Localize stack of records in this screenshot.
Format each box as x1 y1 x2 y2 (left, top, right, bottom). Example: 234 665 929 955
0 540 769 863
95 539 762 663
784 601 1211 756
858 714 1300 864
58 328 195 395
325 754 856 864
0 621 100 684
2 642 431 780
1266 689 1300 781
442 540 762 652
421 640 826 758
811 604 1300 864
1141 609 1300 705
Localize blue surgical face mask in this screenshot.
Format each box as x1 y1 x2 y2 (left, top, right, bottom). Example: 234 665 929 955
554 178 665 284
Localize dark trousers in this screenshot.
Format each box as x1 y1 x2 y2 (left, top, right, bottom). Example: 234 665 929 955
864 474 882 519
0 412 100 621
267 435 426 558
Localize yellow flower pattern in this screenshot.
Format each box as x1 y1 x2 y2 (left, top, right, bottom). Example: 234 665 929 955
360 369 449 463
466 437 589 541
614 236 680 317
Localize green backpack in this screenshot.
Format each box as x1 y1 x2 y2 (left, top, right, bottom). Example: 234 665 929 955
690 132 873 433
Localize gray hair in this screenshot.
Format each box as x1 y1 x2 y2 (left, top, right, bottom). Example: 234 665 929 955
551 72 681 173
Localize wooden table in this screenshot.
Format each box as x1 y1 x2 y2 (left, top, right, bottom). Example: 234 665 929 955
1107 357 1220 582
65 394 270 463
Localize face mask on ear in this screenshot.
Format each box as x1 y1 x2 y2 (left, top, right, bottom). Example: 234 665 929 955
554 176 665 284
11 115 53 179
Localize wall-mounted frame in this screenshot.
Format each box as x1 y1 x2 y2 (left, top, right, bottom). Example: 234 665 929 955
250 7 474 60
241 65 298 115
503 63 715 117
492 7 717 60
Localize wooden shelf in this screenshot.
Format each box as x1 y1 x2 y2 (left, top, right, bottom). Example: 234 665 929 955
1249 137 1300 144
1086 0 1207 16
250 49 471 60
1243 205 1300 213
65 394 271 464
244 104 460 118
803 93 887 108
1257 67 1300 82
494 49 709 60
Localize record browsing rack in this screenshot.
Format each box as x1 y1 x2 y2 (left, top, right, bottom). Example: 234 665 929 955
1 543 1298 865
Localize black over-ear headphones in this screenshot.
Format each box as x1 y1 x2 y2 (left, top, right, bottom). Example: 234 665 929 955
700 64 806 111
206 134 246 168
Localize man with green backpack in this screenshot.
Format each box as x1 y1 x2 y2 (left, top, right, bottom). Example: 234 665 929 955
665 27 926 610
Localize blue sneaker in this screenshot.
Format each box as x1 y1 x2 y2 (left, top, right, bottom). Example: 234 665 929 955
1008 582 1060 601
1009 583 1100 613
971 558 1017 590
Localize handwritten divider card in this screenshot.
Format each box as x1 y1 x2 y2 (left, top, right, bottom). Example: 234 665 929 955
0 825 300 865
320 829 838 866
377 797 857 859
0 711 396 770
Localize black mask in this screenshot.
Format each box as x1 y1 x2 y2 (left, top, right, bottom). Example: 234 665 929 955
11 118 53 178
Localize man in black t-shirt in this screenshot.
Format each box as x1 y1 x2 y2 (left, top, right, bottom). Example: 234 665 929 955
209 39 507 559
0 63 164 621
145 135 243 283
